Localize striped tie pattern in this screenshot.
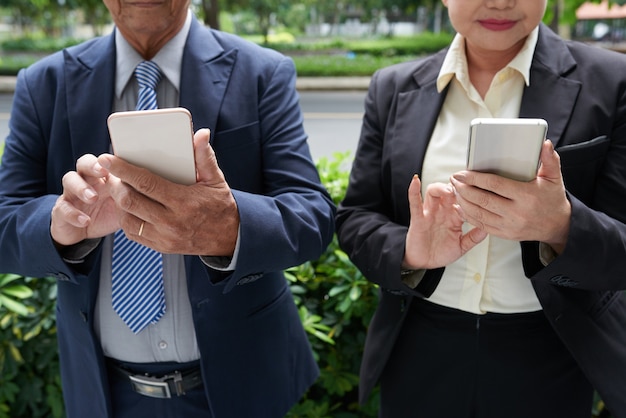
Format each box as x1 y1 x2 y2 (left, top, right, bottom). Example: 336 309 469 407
111 61 165 334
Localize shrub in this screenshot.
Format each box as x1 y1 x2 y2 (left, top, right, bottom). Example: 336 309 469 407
292 54 414 77
1 36 84 53
0 275 63 418
0 150 373 418
0 143 614 418
0 33 452 77
287 151 380 417
345 32 454 57
0 56 37 76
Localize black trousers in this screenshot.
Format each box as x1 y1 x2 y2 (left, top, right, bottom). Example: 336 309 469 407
379 298 593 418
106 359 211 418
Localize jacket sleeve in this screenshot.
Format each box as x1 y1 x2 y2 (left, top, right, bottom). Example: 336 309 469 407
524 73 626 291
336 70 442 297
207 56 336 293
0 65 88 282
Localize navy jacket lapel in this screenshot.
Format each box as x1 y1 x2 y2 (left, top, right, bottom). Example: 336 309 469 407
64 34 116 160
179 18 236 137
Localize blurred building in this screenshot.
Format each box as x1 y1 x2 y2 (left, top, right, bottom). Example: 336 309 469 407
575 1 626 43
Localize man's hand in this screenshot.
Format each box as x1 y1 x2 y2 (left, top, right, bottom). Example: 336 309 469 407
97 128 240 257
51 154 120 247
403 174 487 270
450 140 571 254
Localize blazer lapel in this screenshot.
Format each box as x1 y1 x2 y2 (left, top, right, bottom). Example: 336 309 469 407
391 25 580 186
401 53 448 177
179 18 235 140
64 35 116 160
389 53 447 222
520 24 580 147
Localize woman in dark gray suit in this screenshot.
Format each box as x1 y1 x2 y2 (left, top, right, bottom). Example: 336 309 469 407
337 0 626 417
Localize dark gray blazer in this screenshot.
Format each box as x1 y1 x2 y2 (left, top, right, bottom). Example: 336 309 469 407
0 17 335 418
337 24 626 416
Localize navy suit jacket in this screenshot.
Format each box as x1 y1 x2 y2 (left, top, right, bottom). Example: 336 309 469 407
0 18 335 418
337 24 626 415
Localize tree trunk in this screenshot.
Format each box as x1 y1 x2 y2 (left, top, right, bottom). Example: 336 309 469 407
202 0 220 30
548 0 559 33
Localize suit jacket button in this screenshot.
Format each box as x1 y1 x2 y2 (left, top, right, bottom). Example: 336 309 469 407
237 273 263 285
550 275 578 287
51 273 70 281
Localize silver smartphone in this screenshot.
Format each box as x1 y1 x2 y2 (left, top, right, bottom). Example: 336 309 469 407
466 117 548 182
107 107 197 185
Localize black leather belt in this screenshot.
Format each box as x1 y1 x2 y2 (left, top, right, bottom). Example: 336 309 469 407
109 362 203 399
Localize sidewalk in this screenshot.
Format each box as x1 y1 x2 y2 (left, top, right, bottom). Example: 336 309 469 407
0 76 15 93
296 76 371 91
0 75 371 94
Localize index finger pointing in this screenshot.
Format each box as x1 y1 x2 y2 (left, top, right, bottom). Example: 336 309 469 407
97 153 163 197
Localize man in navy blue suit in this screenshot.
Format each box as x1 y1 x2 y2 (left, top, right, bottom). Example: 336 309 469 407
0 0 335 417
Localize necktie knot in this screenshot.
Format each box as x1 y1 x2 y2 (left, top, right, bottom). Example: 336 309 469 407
134 61 161 111
135 60 161 90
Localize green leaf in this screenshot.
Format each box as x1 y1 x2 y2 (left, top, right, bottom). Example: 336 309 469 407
309 329 335 345
349 286 362 301
0 314 12 328
0 274 22 287
328 284 350 297
8 343 23 363
23 325 43 342
289 285 307 295
1 285 34 299
0 295 30 316
337 296 352 313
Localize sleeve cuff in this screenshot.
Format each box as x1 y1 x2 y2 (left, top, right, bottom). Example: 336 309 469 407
199 225 241 271
401 269 427 289
538 242 558 266
60 238 101 264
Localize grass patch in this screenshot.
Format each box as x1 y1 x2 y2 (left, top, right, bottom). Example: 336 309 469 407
1 36 84 53
0 33 450 77
0 55 38 75
345 33 453 56
292 53 417 77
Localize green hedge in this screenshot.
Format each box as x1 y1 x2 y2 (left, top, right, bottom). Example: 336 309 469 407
0 149 379 418
344 33 453 56
1 37 84 53
269 32 453 57
286 152 380 417
0 276 63 418
291 54 414 77
0 33 453 77
0 147 614 418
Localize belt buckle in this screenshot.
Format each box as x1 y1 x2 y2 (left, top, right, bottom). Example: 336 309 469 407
128 371 184 399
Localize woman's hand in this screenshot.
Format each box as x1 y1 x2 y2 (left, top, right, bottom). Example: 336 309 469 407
403 174 487 270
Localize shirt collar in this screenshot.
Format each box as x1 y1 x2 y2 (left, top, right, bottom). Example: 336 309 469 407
115 9 192 98
436 26 539 93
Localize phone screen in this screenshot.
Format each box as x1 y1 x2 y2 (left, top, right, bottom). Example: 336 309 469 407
107 107 197 185
466 118 547 182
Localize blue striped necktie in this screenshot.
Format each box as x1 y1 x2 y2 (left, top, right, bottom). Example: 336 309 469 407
111 61 165 334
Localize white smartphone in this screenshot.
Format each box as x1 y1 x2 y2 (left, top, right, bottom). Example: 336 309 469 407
107 107 196 185
466 117 548 182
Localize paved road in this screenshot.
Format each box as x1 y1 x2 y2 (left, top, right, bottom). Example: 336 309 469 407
0 93 10 149
0 91 365 161
299 91 364 160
